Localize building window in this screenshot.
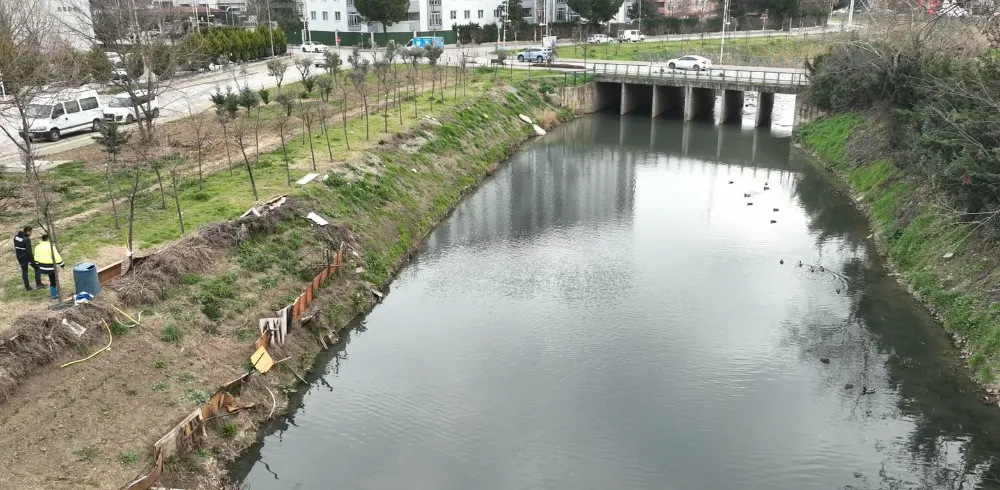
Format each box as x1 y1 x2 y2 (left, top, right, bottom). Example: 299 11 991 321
523 7 532 17
408 11 420 20
556 7 565 20
477 9 483 18
310 10 316 19
348 12 360 26
464 9 470 18
322 11 327 19
450 10 456 18
494 7 502 17
335 11 341 19
429 11 441 25
428 0 439 5
347 0 354 6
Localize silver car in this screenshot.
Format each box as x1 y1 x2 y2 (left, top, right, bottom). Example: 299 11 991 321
516 48 554 63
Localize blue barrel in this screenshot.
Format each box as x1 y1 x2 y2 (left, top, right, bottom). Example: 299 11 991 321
73 262 100 297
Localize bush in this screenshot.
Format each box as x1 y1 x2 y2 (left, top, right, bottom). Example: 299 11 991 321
258 88 270 105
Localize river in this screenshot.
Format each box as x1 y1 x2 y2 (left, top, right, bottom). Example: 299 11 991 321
235 109 1000 490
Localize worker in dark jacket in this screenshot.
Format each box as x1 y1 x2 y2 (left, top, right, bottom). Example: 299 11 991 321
33 234 64 299
13 226 42 291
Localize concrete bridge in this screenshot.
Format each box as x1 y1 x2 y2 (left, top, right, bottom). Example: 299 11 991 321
560 64 819 127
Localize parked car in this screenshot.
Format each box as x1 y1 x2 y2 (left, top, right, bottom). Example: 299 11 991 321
301 41 327 53
20 89 104 142
516 47 554 62
617 30 645 42
104 91 160 124
587 33 613 44
666 54 712 71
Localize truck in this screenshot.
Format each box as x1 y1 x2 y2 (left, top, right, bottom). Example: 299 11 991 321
406 37 445 49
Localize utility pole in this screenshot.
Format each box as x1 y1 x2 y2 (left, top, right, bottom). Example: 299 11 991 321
638 0 641 33
719 0 730 62
265 0 276 56
847 0 855 28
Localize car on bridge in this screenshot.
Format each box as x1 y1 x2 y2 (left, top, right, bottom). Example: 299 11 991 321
666 55 712 71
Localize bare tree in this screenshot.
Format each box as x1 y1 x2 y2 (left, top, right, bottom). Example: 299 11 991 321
300 104 318 171
404 48 423 117
165 154 186 235
459 47 472 98
322 51 341 74
374 57 392 133
347 46 372 140
276 112 293 186
266 58 289 87
333 73 352 151
210 87 240 176
315 75 336 162
0 0 66 297
92 122 132 229
294 56 313 81
230 117 260 201
71 0 199 145
188 107 209 191
425 44 444 109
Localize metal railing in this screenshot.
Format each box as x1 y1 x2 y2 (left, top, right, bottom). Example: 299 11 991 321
590 62 810 86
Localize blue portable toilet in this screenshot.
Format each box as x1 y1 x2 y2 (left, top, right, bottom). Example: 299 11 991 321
73 262 101 297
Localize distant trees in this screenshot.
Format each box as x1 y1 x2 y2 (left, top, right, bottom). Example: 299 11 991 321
354 0 409 38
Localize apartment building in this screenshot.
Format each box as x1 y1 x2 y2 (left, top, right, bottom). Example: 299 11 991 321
299 0 513 34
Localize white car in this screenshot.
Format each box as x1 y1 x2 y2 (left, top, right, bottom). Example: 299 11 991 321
21 89 104 142
587 34 613 44
666 55 712 71
313 53 342 68
104 91 160 124
301 41 327 53
515 47 554 62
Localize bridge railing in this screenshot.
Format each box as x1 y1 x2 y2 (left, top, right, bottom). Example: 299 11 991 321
590 63 810 86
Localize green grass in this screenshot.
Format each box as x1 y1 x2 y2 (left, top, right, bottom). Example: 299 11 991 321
160 323 183 343
218 422 239 438
799 113 1000 384
118 452 139 465
74 445 100 462
185 389 211 405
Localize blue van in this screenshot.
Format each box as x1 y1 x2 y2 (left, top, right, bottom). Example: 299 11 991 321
406 37 445 49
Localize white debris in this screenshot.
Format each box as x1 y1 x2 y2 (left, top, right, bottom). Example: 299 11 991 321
532 124 547 136
297 173 320 185
518 114 532 124
943 252 955 259
240 207 262 219
62 319 86 338
306 212 329 226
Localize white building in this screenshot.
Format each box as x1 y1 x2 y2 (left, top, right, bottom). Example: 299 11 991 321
48 0 96 49
299 0 514 35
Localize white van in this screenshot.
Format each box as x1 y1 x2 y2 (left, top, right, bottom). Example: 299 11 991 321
618 30 645 42
104 91 160 124
22 89 104 142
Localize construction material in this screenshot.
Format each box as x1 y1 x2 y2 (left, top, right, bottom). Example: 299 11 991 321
296 173 320 185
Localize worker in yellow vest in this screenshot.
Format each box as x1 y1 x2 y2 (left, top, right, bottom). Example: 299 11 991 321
33 234 64 299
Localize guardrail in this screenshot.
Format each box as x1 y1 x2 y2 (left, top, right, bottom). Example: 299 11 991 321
590 63 810 86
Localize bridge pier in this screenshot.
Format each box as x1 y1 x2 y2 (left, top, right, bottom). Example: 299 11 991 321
652 86 683 118
621 83 652 115
684 87 715 121
755 92 774 127
719 90 744 124
793 95 821 127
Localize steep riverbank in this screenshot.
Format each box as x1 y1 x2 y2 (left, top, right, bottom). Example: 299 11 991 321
0 80 570 490
798 113 1000 391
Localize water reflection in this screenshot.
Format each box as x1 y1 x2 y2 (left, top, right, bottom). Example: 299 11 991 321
235 114 1000 490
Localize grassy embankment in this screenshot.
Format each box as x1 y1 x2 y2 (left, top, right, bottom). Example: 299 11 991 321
798 114 1000 383
555 33 844 63
0 72 570 489
0 66 566 327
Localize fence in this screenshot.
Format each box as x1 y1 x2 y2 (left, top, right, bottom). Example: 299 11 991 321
590 63 810 86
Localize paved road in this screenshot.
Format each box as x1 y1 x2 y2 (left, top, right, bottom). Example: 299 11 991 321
0 26 832 170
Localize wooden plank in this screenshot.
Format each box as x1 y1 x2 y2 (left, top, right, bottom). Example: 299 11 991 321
97 261 123 285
